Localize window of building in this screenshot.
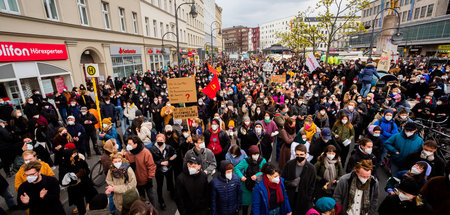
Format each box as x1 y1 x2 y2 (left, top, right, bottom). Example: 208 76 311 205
160 22 163 38
77 0 89 26
132 12 138 34
43 0 59 20
171 25 175 40
0 0 20 14
402 11 407 22
145 17 149 36
407 10 411 20
153 20 157 37
102 2 110 29
369 7 372 16
119 8 126 32
158 0 161 7
166 24 169 39
385 2 389 9
420 6 426 18
427 4 434 17
400 0 404 6
414 8 420 19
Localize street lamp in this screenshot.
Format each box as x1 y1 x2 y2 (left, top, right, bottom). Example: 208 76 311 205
209 20 222 60
174 0 197 76
366 7 401 59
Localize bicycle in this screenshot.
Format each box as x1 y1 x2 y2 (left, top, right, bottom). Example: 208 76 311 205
413 117 450 162
89 158 106 187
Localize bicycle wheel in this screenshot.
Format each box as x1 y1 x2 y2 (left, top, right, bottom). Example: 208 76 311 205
90 161 106 187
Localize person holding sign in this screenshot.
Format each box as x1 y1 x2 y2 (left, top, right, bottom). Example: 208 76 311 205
160 102 175 127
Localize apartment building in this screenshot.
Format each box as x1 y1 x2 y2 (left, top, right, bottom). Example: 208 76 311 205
223 26 249 54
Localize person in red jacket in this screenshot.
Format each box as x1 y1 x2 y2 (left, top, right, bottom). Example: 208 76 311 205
124 135 156 205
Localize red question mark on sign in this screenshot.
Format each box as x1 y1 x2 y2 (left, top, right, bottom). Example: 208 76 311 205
185 93 190 101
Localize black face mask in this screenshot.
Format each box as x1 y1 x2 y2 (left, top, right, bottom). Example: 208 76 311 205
296 156 305 163
157 142 164 146
62 133 68 137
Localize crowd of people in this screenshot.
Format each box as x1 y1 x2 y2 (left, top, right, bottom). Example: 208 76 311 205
0 54 449 215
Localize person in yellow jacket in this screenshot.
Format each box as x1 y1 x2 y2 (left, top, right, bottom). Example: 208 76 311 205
15 150 55 191
160 102 175 126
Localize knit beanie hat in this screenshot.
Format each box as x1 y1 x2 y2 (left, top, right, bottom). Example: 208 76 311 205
384 108 394 115
248 145 260 155
156 133 166 142
122 190 140 211
65 142 76 149
404 122 417 131
398 177 420 195
102 117 112 125
254 120 263 127
315 197 336 213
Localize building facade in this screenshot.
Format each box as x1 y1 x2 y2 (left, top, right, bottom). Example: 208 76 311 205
352 0 450 56
0 0 221 106
223 26 249 54
260 15 351 52
215 4 223 55
248 27 260 52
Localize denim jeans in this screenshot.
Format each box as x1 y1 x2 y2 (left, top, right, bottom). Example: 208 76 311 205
360 82 371 97
59 108 67 124
108 193 116 213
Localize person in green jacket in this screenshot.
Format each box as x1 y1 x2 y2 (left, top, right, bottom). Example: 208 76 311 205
314 145 344 198
331 114 355 165
234 145 267 215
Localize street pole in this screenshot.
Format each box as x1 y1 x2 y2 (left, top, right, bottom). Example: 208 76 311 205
210 21 220 61
368 7 401 59
174 0 197 77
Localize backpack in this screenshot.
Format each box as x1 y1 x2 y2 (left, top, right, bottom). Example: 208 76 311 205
244 157 262 191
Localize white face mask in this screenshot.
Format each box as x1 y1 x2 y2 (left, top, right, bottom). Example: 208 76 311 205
405 132 414 137
320 110 326 115
437 101 443 105
398 192 412 201
188 167 198 175
67 121 75 125
264 100 268 104
183 133 189 138
256 110 261 114
422 150 433 156
326 154 335 160
225 172 233 180
265 116 270 121
211 125 219 131
364 148 372 154
17 113 22 117
252 155 259 161
27 175 38 183
385 116 392 121
103 124 108 128
115 144 119 150
410 167 421 175
24 160 31 164
27 144 34 151
126 145 133 151
271 176 280 184
255 127 262 134
244 121 250 126
71 103 76 107
341 120 348 124
358 176 368 184
373 133 380 137
113 162 122 169
348 106 354 111
198 142 206 149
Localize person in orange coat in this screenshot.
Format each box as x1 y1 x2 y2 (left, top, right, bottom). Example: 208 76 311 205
15 151 55 191
124 135 156 205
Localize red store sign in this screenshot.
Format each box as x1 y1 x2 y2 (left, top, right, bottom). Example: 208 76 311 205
0 42 68 62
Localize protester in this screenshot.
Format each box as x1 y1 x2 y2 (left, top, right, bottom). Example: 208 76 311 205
305 197 342 215
211 160 242 215
17 161 65 214
15 150 55 191
184 135 217 181
333 160 379 214
281 144 316 215
314 145 344 198
252 163 292 215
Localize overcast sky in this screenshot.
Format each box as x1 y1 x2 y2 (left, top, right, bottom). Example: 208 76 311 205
216 0 316 28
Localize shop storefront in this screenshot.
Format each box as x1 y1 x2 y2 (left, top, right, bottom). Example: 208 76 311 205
110 46 143 78
146 48 169 71
0 42 73 108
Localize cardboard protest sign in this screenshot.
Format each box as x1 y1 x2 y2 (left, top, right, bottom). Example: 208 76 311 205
167 77 197 104
173 106 198 119
270 75 286 83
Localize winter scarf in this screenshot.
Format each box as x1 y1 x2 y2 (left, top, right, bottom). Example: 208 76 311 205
348 174 371 215
323 157 337 182
263 175 284 205
111 162 130 182
304 123 317 141
129 142 144 155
